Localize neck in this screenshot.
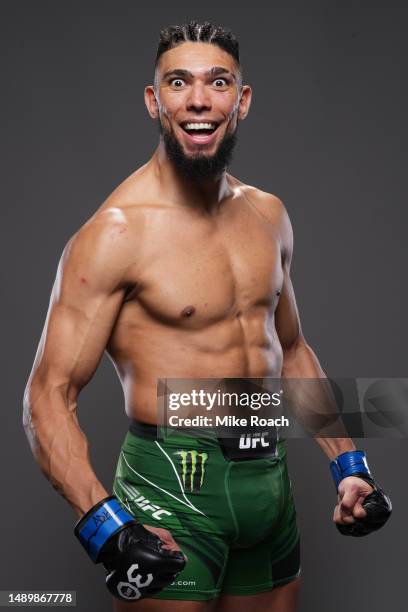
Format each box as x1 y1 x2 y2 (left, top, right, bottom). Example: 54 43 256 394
150 139 233 212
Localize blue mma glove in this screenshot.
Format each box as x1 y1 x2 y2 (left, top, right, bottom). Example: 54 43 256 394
75 496 186 601
330 450 392 537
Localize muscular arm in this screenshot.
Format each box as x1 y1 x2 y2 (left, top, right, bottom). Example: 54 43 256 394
23 209 133 517
274 200 355 460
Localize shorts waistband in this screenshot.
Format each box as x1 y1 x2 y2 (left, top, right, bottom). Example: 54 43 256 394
128 419 282 461
129 419 160 439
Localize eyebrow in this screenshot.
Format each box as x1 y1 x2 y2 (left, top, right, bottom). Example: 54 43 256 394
161 66 237 81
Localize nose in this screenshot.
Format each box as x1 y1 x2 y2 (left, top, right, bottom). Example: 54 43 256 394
186 81 211 113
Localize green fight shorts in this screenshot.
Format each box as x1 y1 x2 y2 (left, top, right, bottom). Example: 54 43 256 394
112 421 300 601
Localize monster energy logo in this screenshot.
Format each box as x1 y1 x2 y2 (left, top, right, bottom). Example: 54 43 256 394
175 450 208 492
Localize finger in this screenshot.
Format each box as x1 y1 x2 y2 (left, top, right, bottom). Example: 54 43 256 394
143 526 188 560
339 490 358 514
352 500 368 519
162 545 188 562
340 514 355 524
144 526 181 550
335 500 357 524
333 504 341 523
333 503 355 524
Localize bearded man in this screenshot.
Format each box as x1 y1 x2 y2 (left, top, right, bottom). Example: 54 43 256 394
24 21 391 612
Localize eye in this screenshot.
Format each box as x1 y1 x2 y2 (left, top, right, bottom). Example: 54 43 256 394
213 78 228 87
170 78 185 88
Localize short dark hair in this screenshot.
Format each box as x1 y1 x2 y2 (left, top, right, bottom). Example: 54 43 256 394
155 21 240 67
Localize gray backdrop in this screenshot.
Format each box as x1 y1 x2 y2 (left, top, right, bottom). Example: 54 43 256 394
1 1 406 610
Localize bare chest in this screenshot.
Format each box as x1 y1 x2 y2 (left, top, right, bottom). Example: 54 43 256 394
125 204 284 328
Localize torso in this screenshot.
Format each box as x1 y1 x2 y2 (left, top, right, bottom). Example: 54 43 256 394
102 171 288 422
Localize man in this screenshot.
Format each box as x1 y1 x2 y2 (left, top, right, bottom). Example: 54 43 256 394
23 21 391 612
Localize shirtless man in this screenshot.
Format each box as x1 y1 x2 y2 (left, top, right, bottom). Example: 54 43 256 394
23 21 391 612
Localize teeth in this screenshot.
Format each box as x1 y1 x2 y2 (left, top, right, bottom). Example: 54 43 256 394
184 122 216 130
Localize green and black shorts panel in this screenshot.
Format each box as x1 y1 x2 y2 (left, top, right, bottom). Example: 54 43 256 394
112 424 300 601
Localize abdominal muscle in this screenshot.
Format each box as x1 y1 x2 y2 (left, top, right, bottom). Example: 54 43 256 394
107 306 284 424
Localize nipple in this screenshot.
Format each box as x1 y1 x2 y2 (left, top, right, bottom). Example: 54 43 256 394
182 305 196 318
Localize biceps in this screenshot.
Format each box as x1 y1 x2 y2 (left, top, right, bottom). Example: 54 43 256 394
32 287 124 394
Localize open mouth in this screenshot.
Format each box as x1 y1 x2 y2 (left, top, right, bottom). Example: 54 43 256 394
180 121 219 137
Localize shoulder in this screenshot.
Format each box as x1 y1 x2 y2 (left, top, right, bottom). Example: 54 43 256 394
60 207 136 292
245 185 288 220
230 178 293 258
229 176 290 223
67 207 132 259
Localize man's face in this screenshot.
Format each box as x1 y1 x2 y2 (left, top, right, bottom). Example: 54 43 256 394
145 42 251 179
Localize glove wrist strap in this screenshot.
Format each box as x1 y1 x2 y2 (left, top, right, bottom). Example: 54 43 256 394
74 495 135 563
330 450 372 490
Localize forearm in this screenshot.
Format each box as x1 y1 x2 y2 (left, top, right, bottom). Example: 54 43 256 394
282 339 355 460
313 436 355 461
23 381 108 517
281 339 325 379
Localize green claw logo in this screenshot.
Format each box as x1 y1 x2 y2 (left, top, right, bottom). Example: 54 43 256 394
175 450 208 492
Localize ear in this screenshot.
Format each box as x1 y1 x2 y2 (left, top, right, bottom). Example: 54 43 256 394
238 85 252 120
144 85 159 119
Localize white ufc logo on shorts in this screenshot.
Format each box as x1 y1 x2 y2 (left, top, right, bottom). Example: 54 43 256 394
239 432 270 449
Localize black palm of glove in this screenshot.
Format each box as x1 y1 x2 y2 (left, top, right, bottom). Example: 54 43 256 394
335 475 392 537
101 523 186 601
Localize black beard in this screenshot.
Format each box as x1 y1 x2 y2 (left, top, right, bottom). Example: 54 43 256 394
159 122 238 182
